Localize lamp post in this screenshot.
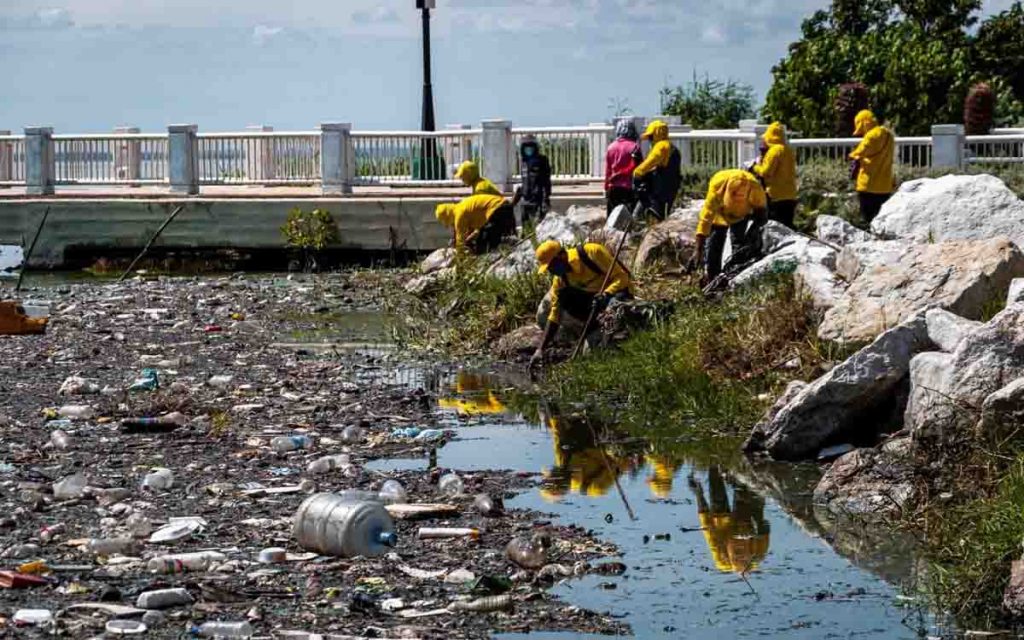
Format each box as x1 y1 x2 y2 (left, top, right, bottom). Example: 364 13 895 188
416 0 440 179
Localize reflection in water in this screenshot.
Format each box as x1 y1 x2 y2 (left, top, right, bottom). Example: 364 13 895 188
437 372 508 416
689 466 771 574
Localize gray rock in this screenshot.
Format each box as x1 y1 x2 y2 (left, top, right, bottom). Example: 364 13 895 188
495 325 544 359
903 352 956 441
746 313 932 461
813 437 915 519
565 205 607 232
871 174 1024 247
731 236 839 301
835 241 909 283
1004 559 1024 618
633 217 696 272
977 377 1024 443
793 263 846 310
404 270 451 296
761 221 801 255
815 215 874 247
420 248 455 274
1009 278 1024 305
820 238 1024 343
925 308 983 353
606 205 632 231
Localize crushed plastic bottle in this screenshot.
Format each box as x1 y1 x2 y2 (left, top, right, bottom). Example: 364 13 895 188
439 473 464 497
141 467 174 491
128 368 160 392
415 429 444 442
340 425 364 444
13 609 53 626
271 435 312 453
147 551 226 574
52 473 88 500
505 533 551 570
378 479 407 504
207 375 234 389
126 512 153 538
136 587 194 609
391 426 421 439
293 493 398 558
57 404 95 420
87 536 141 557
121 412 187 433
50 429 71 450
305 454 350 475
189 621 254 638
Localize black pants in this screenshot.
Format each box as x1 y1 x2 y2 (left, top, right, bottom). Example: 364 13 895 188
768 200 797 229
705 220 751 280
606 187 636 216
556 287 634 324
858 192 891 225
469 204 516 254
521 203 548 228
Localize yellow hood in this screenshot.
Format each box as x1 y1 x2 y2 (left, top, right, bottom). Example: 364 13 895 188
641 120 669 142
723 171 767 213
454 161 480 186
853 110 878 137
763 122 786 146
435 203 456 227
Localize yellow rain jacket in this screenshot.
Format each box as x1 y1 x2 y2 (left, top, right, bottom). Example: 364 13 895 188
849 111 895 195
696 169 768 237
436 194 508 248
753 122 798 202
698 511 770 574
546 243 633 324
455 161 502 196
633 120 672 178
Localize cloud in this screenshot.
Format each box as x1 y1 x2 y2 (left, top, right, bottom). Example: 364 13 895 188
252 24 282 45
700 24 728 44
35 7 73 28
352 7 401 25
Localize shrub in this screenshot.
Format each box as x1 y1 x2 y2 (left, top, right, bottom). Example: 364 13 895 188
281 208 340 272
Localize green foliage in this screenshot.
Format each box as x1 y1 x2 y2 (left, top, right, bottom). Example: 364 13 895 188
764 0 1024 136
660 73 757 129
280 207 339 272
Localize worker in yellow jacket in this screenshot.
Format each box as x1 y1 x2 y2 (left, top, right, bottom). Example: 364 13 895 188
752 122 798 229
848 110 895 224
435 193 515 254
531 240 633 366
632 120 682 221
691 169 768 280
454 161 502 196
689 467 770 575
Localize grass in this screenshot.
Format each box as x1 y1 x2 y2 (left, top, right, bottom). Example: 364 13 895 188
543 275 845 441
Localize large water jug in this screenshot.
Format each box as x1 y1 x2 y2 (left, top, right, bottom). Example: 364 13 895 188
293 493 398 558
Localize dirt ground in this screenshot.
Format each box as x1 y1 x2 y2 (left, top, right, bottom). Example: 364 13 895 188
0 271 630 639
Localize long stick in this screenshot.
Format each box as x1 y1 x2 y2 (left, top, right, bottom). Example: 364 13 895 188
584 413 637 522
117 205 185 282
570 202 639 360
15 206 51 293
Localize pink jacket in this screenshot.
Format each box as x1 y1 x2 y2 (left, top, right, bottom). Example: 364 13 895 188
605 138 641 192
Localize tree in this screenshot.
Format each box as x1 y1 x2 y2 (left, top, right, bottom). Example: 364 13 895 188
763 0 1022 136
660 74 756 129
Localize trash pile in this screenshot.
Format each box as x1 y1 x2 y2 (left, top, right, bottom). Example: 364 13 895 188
0 273 627 638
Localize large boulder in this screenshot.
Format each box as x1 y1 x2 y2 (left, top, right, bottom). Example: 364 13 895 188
565 205 607 233
813 437 915 519
487 213 585 280
731 236 841 310
420 248 455 274
835 241 909 283
633 218 696 272
872 174 1024 248
925 308 982 353
977 377 1024 443
745 313 932 461
819 238 1024 343
906 304 1024 441
815 215 874 247
495 325 543 359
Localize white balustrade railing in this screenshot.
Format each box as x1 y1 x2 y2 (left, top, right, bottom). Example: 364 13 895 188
52 134 169 185
789 137 861 165
511 126 612 183
674 130 754 170
966 134 1024 165
196 132 320 185
351 129 481 186
0 135 25 186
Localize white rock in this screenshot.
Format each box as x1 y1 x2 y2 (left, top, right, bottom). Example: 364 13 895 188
835 241 910 283
565 205 606 232
924 308 982 353
420 248 455 274
1009 278 1024 305
872 174 1024 247
815 214 875 247
732 236 838 288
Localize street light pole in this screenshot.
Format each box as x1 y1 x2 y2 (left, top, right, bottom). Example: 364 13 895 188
416 0 438 179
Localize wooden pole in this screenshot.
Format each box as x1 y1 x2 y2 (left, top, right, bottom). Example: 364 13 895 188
14 206 51 293
117 205 186 282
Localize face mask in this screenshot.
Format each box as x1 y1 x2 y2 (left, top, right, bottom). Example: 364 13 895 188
523 146 536 158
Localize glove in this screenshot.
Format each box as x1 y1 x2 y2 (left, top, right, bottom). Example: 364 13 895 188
848 160 861 182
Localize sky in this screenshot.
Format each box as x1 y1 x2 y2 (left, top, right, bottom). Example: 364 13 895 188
0 0 1018 133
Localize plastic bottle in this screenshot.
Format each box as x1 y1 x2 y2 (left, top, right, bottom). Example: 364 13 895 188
120 413 187 433
416 429 444 442
147 551 226 574
207 375 234 389
439 473 464 497
293 493 398 558
418 527 480 540
340 425 364 444
474 494 504 517
305 454 350 475
129 368 160 392
505 533 551 570
378 480 407 504
391 427 421 439
135 587 194 609
57 405 95 420
52 473 88 500
50 430 72 450
190 621 254 638
271 435 312 453
141 468 174 491
88 537 141 557
126 512 153 538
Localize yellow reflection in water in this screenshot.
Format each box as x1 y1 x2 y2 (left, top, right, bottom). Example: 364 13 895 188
438 372 508 416
689 466 771 574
